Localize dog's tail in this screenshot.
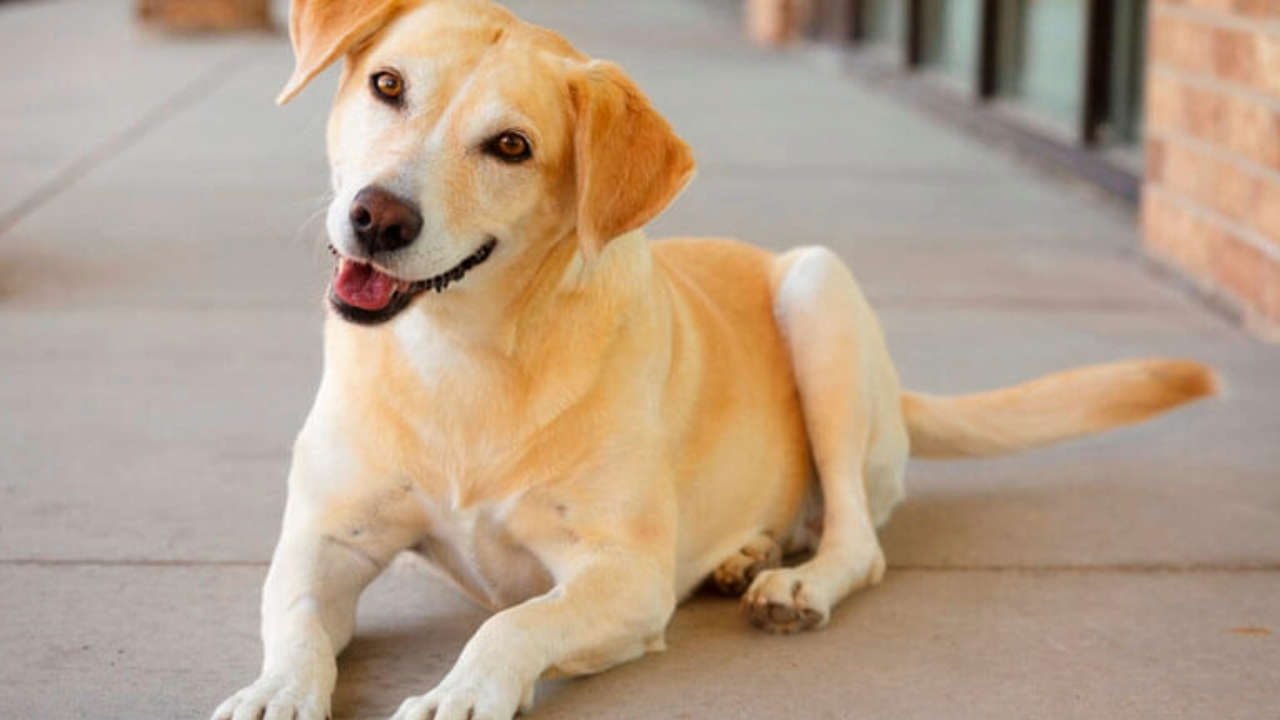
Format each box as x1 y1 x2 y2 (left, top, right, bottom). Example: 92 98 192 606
902 359 1218 460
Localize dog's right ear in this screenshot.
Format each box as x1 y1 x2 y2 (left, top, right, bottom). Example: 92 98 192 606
277 0 409 105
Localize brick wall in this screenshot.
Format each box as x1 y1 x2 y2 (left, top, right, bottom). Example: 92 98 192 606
1144 0 1280 338
136 0 270 32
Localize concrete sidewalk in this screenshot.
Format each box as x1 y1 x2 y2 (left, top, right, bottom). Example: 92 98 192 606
1 1 1276 718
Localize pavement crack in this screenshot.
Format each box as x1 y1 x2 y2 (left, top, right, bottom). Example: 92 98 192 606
892 562 1280 574
869 295 1186 314
0 558 268 568
0 49 263 238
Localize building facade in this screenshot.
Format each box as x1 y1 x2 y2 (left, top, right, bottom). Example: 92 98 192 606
797 0 1280 338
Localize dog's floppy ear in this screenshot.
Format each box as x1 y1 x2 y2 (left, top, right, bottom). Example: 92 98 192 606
277 0 409 105
572 61 696 256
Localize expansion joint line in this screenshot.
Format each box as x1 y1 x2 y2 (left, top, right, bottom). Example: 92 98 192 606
0 50 263 237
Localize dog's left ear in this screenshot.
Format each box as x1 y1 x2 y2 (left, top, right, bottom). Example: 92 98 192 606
277 0 409 105
572 61 696 256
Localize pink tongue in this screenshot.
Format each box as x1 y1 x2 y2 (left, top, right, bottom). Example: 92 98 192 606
334 261 399 311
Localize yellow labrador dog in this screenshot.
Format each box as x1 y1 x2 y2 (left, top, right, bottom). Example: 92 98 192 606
213 1 1216 718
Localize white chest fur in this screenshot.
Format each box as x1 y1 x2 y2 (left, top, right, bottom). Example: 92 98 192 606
411 495 554 612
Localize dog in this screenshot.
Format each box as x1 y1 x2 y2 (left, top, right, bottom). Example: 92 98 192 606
211 1 1217 718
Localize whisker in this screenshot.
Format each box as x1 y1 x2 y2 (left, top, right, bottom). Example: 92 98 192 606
290 193 335 265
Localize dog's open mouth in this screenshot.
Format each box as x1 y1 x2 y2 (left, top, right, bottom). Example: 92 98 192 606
328 239 497 325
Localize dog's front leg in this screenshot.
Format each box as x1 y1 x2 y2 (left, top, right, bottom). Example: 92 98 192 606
212 532 379 720
392 548 675 720
213 440 418 720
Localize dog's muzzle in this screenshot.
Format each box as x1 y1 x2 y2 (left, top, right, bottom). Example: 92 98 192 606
329 239 498 325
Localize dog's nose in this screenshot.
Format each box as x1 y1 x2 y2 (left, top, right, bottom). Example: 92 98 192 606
349 187 423 254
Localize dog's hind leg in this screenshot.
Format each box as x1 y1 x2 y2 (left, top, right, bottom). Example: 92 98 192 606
743 246 909 633
709 532 783 596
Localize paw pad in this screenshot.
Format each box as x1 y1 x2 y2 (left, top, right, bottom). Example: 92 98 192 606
742 571 830 633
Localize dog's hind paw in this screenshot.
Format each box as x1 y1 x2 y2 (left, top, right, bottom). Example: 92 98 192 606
741 549 884 634
741 568 829 633
709 533 782 596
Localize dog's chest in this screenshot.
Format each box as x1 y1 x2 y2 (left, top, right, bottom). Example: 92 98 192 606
411 497 555 611
365 314 605 608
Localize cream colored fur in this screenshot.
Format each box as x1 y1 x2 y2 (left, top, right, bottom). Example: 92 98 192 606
211 2 1217 719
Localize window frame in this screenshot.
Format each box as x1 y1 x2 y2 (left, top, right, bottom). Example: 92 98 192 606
807 0 1144 201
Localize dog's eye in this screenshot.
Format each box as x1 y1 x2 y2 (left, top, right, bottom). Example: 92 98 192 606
486 131 532 163
370 71 404 104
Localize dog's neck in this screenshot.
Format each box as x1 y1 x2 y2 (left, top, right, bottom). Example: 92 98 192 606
555 229 651 294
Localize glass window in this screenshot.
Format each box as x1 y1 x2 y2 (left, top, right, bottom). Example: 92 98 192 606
997 0 1086 131
1104 0 1147 147
863 0 905 47
920 0 982 88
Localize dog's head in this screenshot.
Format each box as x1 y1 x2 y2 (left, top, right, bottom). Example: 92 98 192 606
280 0 696 325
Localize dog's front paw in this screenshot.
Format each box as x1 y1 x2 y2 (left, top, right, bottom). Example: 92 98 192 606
391 664 534 720
211 667 335 720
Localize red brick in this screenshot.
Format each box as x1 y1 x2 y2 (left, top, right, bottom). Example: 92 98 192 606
137 0 269 31
1251 175 1280 247
1154 1 1280 21
1257 35 1280 100
1232 0 1280 19
1212 27 1280 101
1144 191 1215 273
1150 13 1216 75
1145 72 1186 134
1171 0 1279 16
1184 83 1227 144
1159 139 1211 201
1261 254 1280 325
1208 157 1261 222
1147 138 1168 184
1260 253 1280 324
1210 230 1265 306
745 0 812 47
1218 95 1280 169
1182 0 1240 12
1213 28 1258 88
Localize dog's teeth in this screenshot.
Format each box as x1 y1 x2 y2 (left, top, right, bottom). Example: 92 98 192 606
390 240 494 299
